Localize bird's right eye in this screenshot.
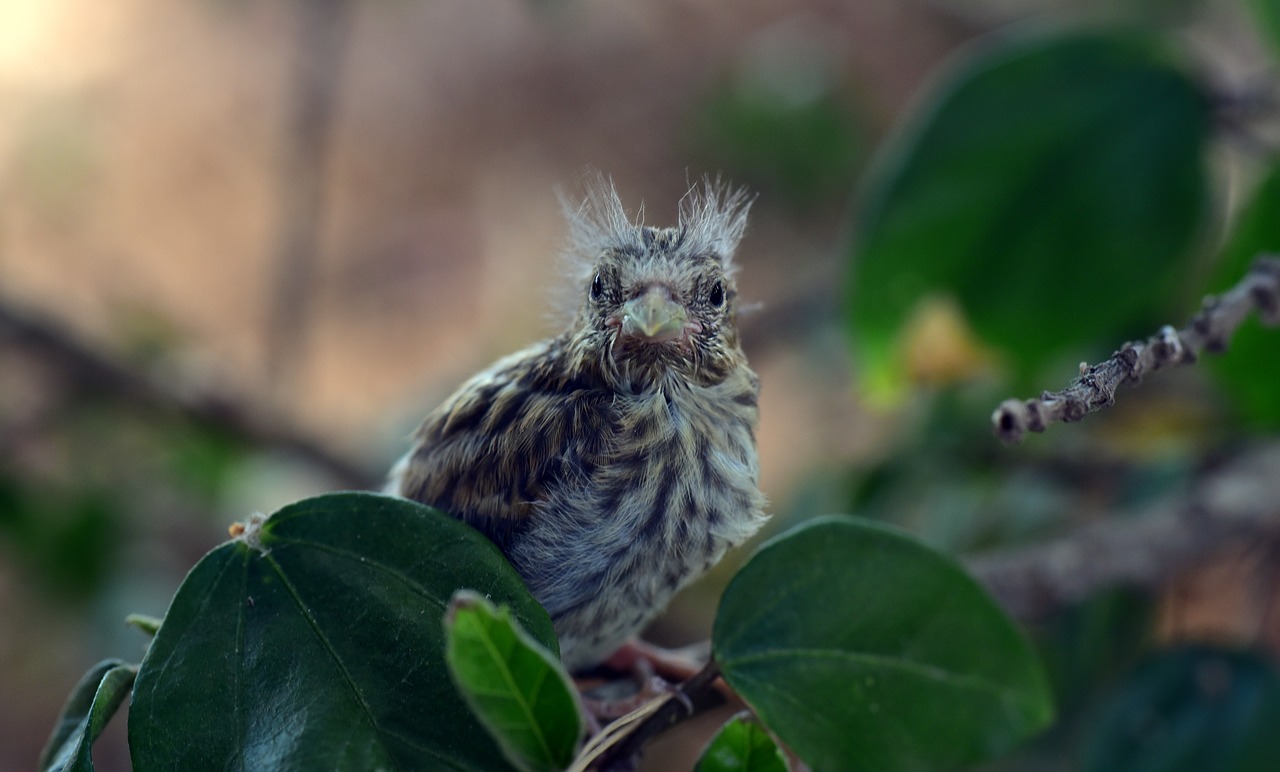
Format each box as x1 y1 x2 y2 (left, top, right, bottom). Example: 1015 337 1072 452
590 272 604 301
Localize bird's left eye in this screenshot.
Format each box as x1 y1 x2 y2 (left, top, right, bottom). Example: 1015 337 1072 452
590 272 604 301
708 280 725 308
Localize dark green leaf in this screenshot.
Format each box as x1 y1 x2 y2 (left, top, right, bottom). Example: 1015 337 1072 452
1083 646 1280 771
128 492 556 771
1205 159 1280 428
40 659 137 772
696 713 788 772
713 516 1053 771
1035 589 1154 715
445 590 583 772
848 29 1211 392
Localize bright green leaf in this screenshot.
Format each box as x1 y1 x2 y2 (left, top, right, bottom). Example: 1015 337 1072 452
40 659 137 772
445 590 583 772
1083 646 1280 771
695 714 788 772
713 516 1053 771
1205 159 1280 428
848 28 1212 393
124 613 162 637
128 492 556 771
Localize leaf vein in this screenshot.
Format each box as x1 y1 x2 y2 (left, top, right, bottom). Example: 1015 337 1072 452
726 647 1023 700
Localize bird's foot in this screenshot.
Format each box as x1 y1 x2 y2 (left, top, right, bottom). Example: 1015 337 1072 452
600 638 709 684
574 639 706 727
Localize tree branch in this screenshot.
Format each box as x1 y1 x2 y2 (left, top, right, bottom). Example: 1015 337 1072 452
966 442 1280 621
992 256 1280 445
571 660 728 772
264 0 353 400
0 299 380 489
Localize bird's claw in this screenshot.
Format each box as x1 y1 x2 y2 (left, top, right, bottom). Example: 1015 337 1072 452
575 639 705 728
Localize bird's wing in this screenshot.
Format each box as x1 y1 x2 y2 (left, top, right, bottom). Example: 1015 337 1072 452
395 341 612 552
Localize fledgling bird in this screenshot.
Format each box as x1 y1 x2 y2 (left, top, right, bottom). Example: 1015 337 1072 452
386 175 767 673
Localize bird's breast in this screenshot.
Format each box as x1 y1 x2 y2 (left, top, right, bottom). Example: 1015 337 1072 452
512 368 767 670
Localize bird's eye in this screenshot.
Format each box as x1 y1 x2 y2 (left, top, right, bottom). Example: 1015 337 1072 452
708 280 725 308
590 272 604 301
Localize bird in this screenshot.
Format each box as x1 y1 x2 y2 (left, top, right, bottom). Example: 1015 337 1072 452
385 174 767 674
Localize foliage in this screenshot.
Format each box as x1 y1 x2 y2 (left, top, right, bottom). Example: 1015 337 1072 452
126 494 555 771
39 10 1280 772
1246 0 1280 55
45 494 1052 772
40 660 136 772
0 475 120 601
847 27 1211 398
1204 161 1280 428
445 591 584 772
695 714 787 772
1082 646 1280 771
714 517 1052 769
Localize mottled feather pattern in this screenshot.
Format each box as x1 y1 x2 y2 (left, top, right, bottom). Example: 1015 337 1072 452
388 175 767 671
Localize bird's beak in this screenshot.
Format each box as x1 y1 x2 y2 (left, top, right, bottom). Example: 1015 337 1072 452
618 286 688 343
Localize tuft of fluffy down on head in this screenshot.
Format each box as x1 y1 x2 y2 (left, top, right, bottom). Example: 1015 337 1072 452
557 171 753 284
675 176 753 271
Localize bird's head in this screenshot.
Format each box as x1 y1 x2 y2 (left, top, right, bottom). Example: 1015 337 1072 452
561 174 753 391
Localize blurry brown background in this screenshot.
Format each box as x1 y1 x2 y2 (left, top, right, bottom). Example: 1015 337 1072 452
0 0 1269 769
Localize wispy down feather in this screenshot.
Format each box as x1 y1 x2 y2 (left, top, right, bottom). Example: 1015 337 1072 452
558 170 754 281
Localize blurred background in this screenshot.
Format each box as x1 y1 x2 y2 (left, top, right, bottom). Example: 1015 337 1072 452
3 0 1279 769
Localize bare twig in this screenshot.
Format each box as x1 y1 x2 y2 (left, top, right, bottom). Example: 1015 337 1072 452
264 0 353 401
572 660 728 771
0 299 380 489
1211 76 1280 158
993 256 1280 444
967 442 1280 620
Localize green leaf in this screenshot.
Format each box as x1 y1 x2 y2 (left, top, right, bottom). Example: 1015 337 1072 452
40 659 137 772
848 28 1212 393
445 590 583 772
1205 159 1280 428
696 714 788 772
1035 589 1155 715
1083 646 1280 771
128 492 557 771
124 613 162 637
1246 0 1280 56
713 516 1053 771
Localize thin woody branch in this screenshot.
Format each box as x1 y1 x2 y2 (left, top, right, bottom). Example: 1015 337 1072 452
968 442 1280 620
0 299 380 489
571 660 728 771
992 256 1280 445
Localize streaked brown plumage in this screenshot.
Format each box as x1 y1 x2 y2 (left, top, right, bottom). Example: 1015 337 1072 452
386 175 767 672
